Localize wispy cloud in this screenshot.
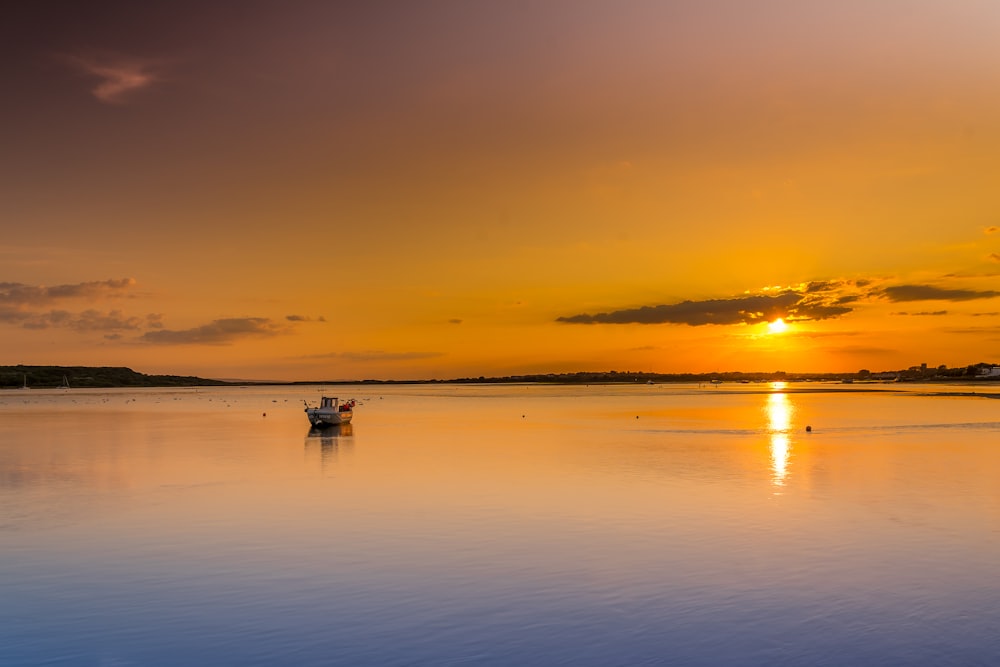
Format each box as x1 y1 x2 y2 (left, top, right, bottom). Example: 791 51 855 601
0 278 145 331
0 278 136 306
988 253 1000 263
0 279 305 348
833 344 898 356
63 53 163 104
286 314 327 322
986 226 999 234
891 311 948 316
3 307 159 333
301 350 444 362
140 318 290 345
944 325 1000 336
879 285 1000 302
25 309 146 332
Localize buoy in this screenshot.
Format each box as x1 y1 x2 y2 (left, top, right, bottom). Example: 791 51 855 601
805 425 812 432
263 412 267 417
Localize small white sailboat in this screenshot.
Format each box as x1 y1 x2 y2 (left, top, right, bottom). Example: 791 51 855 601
304 396 356 427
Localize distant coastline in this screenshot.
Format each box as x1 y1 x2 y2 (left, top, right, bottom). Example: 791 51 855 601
3 363 998 389
1 365 228 389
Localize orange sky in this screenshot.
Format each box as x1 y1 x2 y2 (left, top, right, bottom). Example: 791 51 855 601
2 1 999 380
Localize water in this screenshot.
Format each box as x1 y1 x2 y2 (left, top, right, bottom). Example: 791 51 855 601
2 383 999 666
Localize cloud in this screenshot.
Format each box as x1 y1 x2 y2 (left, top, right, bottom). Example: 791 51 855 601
0 278 136 306
833 345 898 356
4 307 153 332
986 226 999 234
944 326 1000 336
63 53 162 104
988 253 1000 263
558 280 867 327
557 274 1000 329
448 319 463 324
71 309 146 332
880 285 1000 302
301 350 444 362
286 314 327 322
558 292 800 325
140 317 289 345
787 330 861 339
0 278 148 333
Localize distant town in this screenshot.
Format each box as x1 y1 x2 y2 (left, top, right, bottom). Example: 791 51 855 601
2 362 999 389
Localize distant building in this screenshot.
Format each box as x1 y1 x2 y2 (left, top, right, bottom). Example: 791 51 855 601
977 365 1000 377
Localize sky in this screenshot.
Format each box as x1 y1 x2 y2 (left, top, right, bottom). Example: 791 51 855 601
2 0 999 381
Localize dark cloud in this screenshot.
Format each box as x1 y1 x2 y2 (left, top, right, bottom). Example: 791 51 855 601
558 277 1000 328
286 314 327 322
986 226 999 234
448 319 463 324
880 285 1000 302
71 309 145 332
804 281 835 293
0 278 136 306
988 253 1000 263
140 317 288 345
793 302 854 320
558 280 868 327
0 278 140 333
558 292 802 326
1 306 153 332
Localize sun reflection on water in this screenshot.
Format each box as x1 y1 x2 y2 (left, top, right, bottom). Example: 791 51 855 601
767 392 793 487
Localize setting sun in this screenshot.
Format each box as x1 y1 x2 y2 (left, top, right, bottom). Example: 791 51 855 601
767 318 789 334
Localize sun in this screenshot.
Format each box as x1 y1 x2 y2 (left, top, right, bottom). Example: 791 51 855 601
767 318 789 334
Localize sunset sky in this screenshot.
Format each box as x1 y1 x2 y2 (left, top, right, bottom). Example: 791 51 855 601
3 1 999 381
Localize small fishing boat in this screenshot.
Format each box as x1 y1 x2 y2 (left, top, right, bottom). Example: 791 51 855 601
304 396 356 427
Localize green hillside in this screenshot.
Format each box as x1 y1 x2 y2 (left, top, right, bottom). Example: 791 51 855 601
1 366 228 389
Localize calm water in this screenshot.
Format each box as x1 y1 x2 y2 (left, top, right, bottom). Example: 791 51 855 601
2 382 999 666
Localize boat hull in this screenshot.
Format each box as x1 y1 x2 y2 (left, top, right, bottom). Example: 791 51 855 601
306 409 353 427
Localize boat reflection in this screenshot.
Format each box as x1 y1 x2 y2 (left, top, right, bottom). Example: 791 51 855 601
305 423 354 472
766 392 793 487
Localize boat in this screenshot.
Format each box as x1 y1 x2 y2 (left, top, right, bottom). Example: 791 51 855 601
304 396 356 427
